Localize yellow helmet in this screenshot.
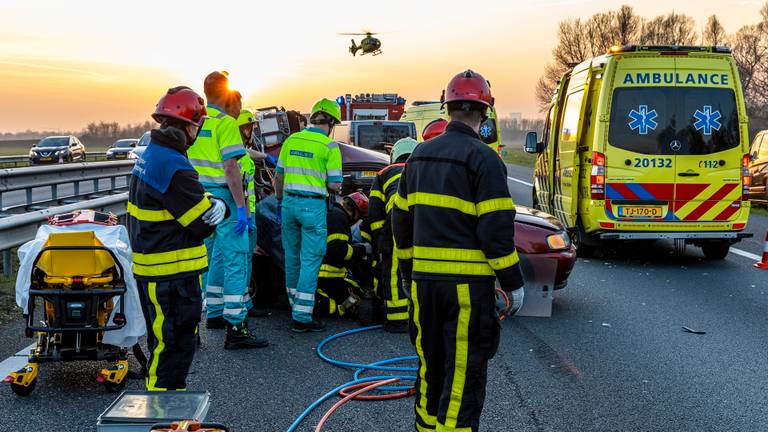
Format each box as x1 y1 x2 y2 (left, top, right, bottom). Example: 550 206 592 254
310 98 342 124
236 108 257 128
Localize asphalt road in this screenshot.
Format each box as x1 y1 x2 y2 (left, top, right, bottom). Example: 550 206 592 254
0 163 767 431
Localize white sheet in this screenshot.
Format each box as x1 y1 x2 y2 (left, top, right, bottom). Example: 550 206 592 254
15 223 146 348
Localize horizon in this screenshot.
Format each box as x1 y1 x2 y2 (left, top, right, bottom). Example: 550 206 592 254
0 0 764 133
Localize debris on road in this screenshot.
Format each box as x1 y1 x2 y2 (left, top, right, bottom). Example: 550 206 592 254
682 326 706 335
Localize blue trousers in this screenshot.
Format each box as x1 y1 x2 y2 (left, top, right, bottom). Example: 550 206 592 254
204 187 250 326
281 194 327 323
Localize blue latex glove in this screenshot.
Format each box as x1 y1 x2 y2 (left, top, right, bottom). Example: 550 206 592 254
276 202 282 224
235 206 249 235
265 155 278 167
247 216 255 233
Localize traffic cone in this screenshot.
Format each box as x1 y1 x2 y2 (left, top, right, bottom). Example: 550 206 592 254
755 231 768 270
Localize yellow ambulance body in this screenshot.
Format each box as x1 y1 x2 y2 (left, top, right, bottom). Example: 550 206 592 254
401 102 503 154
526 45 752 258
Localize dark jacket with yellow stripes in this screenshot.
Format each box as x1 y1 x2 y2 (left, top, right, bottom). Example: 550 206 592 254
391 121 524 291
369 163 404 254
320 201 367 279
128 129 226 282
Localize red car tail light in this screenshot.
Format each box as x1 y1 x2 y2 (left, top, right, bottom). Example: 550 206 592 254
742 154 750 201
591 152 606 200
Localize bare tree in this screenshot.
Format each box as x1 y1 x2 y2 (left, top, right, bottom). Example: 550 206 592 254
553 19 592 68
640 12 697 45
703 15 727 46
614 5 641 45
732 23 768 130
536 63 570 111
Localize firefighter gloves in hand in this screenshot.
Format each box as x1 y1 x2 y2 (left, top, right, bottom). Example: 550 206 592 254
507 286 525 317
202 198 227 226
235 206 249 235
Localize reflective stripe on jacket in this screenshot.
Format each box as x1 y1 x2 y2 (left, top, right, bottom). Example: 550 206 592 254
391 121 523 290
187 105 246 187
276 128 343 197
128 132 220 281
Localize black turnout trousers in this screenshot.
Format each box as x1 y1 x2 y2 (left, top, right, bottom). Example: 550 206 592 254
409 278 500 432
137 275 202 391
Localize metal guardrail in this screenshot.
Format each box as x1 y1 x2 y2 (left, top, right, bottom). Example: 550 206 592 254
0 193 129 277
0 160 134 214
0 151 109 168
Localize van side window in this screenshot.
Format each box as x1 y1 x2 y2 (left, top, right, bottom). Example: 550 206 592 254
542 106 554 150
560 91 584 143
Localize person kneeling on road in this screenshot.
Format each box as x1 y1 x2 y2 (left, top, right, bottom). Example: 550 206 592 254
128 86 229 391
315 192 372 319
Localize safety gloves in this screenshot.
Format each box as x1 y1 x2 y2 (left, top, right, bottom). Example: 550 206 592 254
247 217 255 233
496 286 525 318
235 206 249 235
202 198 227 226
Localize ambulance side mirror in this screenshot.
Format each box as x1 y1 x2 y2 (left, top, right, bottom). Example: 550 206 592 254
524 131 543 154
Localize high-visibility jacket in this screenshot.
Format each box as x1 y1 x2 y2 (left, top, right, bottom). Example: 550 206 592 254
187 105 246 188
276 128 343 197
369 163 404 253
392 121 524 290
239 154 257 213
319 202 367 278
128 130 225 281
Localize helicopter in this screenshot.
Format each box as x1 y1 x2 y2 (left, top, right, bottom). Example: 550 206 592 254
338 31 382 56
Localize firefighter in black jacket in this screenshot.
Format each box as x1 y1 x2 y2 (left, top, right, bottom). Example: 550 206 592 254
392 70 525 432
315 192 371 318
369 137 418 333
128 87 229 391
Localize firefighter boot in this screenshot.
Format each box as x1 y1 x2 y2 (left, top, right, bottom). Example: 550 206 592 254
224 322 268 350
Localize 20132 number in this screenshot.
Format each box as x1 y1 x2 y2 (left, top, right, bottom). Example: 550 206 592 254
634 158 672 168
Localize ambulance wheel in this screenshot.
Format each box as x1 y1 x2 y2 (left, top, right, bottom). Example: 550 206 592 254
701 241 730 260
532 189 541 210
10 378 36 397
574 227 598 258
104 379 127 393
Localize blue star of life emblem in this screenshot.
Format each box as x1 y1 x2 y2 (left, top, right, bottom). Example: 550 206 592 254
628 105 658 135
693 105 722 136
479 123 492 138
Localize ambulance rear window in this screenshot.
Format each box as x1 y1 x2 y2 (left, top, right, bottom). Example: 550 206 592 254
356 124 414 152
608 87 739 155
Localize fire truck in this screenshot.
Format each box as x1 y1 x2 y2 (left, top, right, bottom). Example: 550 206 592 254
336 93 407 121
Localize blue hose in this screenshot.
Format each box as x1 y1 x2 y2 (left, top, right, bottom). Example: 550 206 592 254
286 325 418 432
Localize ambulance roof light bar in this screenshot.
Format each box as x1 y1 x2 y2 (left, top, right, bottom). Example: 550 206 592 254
607 45 732 54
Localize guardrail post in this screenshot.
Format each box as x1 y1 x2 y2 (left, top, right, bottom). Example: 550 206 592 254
51 184 57 203
93 178 99 193
110 176 116 191
2 249 11 278
74 180 80 196
26 187 32 207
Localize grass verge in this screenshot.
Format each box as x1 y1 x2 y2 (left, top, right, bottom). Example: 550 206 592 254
503 149 537 167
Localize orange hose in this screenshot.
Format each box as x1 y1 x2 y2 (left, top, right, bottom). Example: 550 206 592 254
314 378 400 432
338 381 415 400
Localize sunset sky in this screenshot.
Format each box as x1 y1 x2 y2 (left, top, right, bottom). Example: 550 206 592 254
0 0 765 132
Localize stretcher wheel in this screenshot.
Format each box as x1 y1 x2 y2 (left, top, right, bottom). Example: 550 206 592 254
104 379 127 393
10 378 37 397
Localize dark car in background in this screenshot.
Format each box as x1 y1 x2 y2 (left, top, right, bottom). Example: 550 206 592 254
330 120 417 154
128 131 151 160
749 129 768 204
105 138 138 160
29 136 86 165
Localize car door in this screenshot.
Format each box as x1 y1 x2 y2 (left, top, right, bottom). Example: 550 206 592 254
750 132 767 201
673 57 743 223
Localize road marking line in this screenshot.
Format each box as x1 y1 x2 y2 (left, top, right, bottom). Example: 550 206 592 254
730 247 761 262
507 176 533 187
0 343 35 378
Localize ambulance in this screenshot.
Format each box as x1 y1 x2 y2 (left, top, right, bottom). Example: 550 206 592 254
525 45 752 259
400 102 504 155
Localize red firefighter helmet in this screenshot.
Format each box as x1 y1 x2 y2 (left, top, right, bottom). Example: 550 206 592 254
422 119 449 140
343 192 369 217
441 69 494 108
152 86 208 127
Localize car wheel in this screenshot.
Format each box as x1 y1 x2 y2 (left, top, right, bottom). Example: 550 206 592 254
82 153 86 161
532 188 540 210
701 241 730 260
573 226 598 258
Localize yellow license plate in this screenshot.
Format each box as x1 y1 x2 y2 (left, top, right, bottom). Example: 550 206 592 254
360 171 377 178
618 206 663 218
40 157 52 161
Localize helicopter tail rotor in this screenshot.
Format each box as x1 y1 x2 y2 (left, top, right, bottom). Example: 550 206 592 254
349 40 359 56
